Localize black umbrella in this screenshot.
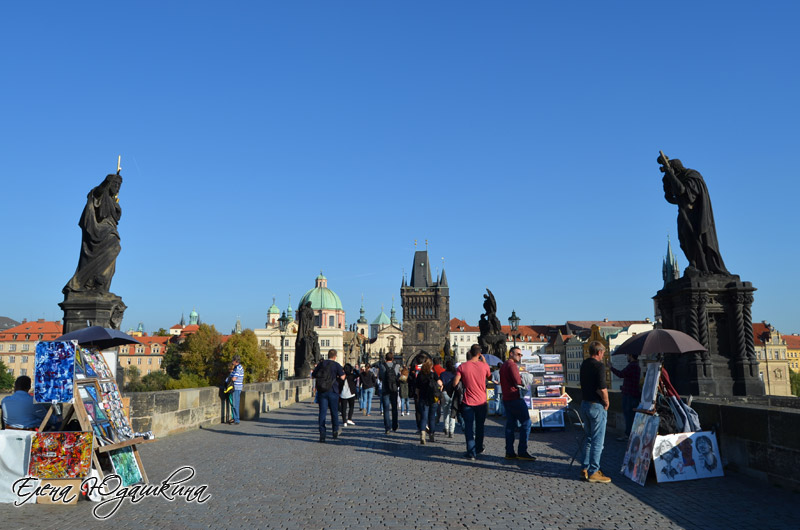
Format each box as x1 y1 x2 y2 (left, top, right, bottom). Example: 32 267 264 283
55 326 142 350
612 328 706 357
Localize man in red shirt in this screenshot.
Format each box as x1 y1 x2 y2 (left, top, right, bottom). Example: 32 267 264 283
452 344 491 460
499 347 535 461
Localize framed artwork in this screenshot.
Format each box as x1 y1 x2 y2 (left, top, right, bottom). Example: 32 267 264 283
637 362 662 412
539 409 564 428
540 354 561 364
28 432 94 479
620 413 660 486
82 348 112 380
109 447 143 487
34 341 76 404
543 363 563 372
653 431 724 483
543 374 564 384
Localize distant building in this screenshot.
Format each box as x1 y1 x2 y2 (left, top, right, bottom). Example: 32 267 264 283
0 316 20 332
0 320 63 378
753 322 792 396
401 249 450 363
783 334 800 373
117 335 170 383
366 303 402 363
606 322 655 390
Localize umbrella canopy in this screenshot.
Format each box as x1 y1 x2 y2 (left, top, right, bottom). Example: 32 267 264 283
612 328 706 357
482 353 504 367
55 326 142 350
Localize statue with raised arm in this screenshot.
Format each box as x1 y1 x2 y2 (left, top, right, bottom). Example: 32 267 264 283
658 152 728 275
477 289 508 361
63 173 123 294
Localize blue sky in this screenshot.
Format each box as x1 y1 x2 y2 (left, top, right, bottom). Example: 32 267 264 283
2 2 799 335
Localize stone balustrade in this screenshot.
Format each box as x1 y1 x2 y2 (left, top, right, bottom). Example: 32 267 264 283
125 378 313 439
566 386 800 489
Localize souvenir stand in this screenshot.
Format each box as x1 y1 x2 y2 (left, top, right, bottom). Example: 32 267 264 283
526 354 569 429
33 339 149 501
619 360 724 486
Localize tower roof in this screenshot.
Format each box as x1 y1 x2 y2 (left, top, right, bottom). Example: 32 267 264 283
409 250 433 288
268 297 280 315
372 308 391 326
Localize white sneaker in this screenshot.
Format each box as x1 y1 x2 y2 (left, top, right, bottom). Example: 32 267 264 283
347 420 355 426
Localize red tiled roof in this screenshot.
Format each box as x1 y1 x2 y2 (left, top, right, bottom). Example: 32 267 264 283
450 318 479 332
752 322 770 346
782 334 800 350
0 320 62 341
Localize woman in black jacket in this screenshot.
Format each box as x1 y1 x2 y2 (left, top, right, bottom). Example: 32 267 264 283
415 359 442 445
339 364 358 426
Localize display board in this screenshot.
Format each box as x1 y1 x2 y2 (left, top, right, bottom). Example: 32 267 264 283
653 431 724 483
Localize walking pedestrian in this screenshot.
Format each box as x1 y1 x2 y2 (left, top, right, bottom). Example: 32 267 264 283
399 368 411 416
376 352 401 434
500 347 535 461
359 364 377 416
339 363 358 426
451 344 491 460
438 359 457 438
580 341 612 483
415 359 441 444
312 349 346 443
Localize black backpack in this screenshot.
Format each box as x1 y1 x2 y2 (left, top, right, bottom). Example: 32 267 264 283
315 361 335 393
382 362 398 393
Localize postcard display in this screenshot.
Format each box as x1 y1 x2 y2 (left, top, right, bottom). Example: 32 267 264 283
34 341 148 498
526 354 568 429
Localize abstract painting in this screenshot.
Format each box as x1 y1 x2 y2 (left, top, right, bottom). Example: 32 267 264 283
28 432 93 479
621 413 660 486
653 431 724 483
109 447 143 487
34 341 76 404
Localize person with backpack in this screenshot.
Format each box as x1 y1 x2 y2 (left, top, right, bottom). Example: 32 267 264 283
312 349 346 443
339 363 358 426
375 352 402 435
415 359 442 444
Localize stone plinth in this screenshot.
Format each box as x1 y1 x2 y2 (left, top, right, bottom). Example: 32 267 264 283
654 269 764 397
59 291 126 333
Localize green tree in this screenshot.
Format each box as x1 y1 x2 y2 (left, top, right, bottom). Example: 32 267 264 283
154 328 171 337
140 371 172 391
0 360 15 391
180 323 223 379
162 343 183 379
790 370 800 397
218 329 274 384
124 366 141 389
166 372 209 390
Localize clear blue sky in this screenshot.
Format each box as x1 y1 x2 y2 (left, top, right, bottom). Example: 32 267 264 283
2 2 798 335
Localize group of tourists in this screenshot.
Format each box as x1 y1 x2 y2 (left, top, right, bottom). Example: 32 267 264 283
310 344 540 465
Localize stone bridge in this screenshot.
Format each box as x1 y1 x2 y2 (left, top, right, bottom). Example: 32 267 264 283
2 390 798 529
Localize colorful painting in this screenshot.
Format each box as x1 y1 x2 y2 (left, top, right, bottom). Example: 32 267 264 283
621 412 660 486
109 447 143 487
82 349 112 379
543 373 564 384
529 397 569 410
85 384 99 402
637 362 662 412
653 431 724 483
28 432 93 479
34 341 76 404
539 409 564 428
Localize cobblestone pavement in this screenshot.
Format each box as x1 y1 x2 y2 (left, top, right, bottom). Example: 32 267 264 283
2 398 798 529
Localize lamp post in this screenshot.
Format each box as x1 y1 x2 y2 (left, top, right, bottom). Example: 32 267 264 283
508 310 520 348
278 311 289 381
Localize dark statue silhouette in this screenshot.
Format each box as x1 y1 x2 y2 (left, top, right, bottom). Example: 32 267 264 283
658 153 728 275
477 289 507 361
295 301 321 378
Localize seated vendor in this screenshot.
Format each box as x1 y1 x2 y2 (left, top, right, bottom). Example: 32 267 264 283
1 376 59 430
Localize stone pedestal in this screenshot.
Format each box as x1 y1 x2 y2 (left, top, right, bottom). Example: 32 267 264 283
59 291 127 334
654 269 764 397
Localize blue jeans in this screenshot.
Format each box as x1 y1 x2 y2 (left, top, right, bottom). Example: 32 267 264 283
580 401 607 475
381 391 398 431
400 397 410 414
622 393 639 436
231 389 241 423
461 402 488 457
420 403 436 432
318 390 340 437
494 388 504 416
504 398 531 456
361 387 374 415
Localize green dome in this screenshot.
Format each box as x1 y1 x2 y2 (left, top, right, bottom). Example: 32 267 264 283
268 303 280 315
299 286 343 311
372 309 391 326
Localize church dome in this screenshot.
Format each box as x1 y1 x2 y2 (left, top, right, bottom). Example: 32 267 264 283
299 272 343 311
372 309 391 326
268 298 280 315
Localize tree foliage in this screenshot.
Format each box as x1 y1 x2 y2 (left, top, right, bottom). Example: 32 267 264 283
219 329 275 383
162 343 183 379
790 369 800 398
154 328 171 337
180 323 223 379
0 360 15 391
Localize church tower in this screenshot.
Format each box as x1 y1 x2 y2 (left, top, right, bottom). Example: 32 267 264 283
400 249 450 363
